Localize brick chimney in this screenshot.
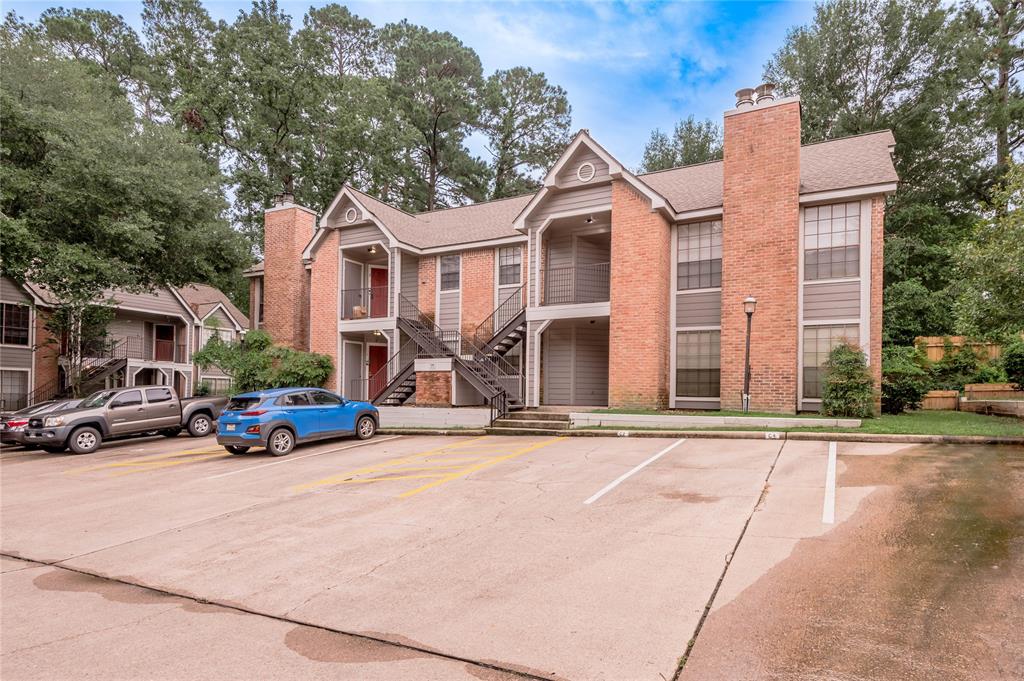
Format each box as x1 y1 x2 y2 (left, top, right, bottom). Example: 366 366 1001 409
262 195 315 350
720 85 801 412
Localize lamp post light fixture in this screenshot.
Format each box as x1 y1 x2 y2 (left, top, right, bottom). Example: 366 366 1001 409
742 296 757 413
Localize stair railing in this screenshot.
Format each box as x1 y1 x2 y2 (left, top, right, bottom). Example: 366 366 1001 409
26 337 129 405
362 338 419 403
474 284 525 345
397 293 522 408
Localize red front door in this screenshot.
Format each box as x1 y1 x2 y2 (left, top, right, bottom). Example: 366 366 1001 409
367 345 389 399
370 268 388 318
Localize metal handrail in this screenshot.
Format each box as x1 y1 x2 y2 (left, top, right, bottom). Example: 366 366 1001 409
543 262 610 305
27 337 130 405
397 293 522 408
474 284 525 344
362 338 418 402
340 286 390 320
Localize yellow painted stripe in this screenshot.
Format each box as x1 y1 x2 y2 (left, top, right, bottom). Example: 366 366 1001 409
291 435 490 491
66 446 224 474
399 437 564 498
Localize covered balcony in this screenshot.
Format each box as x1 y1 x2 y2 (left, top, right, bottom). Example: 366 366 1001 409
538 212 611 307
339 243 391 321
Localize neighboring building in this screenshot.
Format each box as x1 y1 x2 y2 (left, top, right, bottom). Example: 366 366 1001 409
0 278 247 410
250 88 898 413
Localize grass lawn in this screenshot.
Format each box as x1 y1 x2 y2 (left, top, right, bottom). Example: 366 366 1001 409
578 410 1024 437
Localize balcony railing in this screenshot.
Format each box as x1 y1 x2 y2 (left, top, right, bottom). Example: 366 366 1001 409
543 262 610 305
94 336 187 363
340 286 389 320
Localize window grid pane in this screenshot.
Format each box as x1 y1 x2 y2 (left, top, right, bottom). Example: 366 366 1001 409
804 202 860 280
676 330 721 398
1 303 30 346
802 324 859 399
677 221 722 290
440 255 460 291
498 246 521 285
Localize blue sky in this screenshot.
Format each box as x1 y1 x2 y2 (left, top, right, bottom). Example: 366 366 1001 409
7 0 815 169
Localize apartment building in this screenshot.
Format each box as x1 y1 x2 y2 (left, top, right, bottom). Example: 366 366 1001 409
249 87 898 414
0 278 247 410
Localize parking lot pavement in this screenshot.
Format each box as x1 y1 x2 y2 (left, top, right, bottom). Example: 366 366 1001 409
3 435 1020 680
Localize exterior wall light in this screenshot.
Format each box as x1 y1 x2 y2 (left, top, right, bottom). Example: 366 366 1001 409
368 245 377 254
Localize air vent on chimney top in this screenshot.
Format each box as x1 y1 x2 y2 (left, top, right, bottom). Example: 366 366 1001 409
734 88 755 109
755 83 776 104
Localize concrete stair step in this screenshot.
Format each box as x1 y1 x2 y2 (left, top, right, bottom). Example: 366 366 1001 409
485 427 568 437
491 419 568 430
503 411 570 422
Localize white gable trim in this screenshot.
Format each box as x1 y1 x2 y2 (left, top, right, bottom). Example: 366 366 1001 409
304 187 400 261
200 303 243 333
513 130 671 231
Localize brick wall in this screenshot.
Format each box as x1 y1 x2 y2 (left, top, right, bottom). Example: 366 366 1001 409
720 100 801 413
262 204 315 350
460 248 495 342
33 310 59 395
608 180 671 409
415 370 451 407
309 229 340 390
870 196 885 410
418 256 436 319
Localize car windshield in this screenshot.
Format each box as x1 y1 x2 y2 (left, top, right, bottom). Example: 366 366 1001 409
225 396 262 411
78 391 119 409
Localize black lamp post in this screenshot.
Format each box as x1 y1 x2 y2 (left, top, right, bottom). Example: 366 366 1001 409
742 296 757 413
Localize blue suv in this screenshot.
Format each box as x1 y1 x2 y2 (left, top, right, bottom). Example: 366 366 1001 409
216 388 379 456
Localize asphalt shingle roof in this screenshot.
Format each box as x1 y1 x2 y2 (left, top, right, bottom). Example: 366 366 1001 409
177 283 250 329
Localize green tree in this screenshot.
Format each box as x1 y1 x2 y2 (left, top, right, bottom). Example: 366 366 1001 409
953 163 1024 336
0 35 248 390
638 116 722 172
952 0 1024 179
481 66 572 198
881 345 931 413
384 21 487 211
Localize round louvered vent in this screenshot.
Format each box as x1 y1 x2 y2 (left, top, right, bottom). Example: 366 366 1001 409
576 162 596 183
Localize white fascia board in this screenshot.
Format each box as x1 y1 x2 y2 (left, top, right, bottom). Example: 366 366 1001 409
799 183 898 204
673 207 723 222
200 303 244 332
526 301 610 321
166 287 202 323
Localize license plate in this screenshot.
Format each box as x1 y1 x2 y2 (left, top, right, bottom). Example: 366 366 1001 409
225 423 237 432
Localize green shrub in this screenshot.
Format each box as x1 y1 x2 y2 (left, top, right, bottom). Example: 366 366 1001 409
881 346 930 414
821 343 876 418
193 381 211 397
1002 339 1024 388
193 329 333 393
930 343 982 390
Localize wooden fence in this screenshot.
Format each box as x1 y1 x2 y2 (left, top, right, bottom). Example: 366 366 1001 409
914 336 1003 362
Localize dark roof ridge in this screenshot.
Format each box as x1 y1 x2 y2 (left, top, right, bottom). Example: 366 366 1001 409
413 191 536 217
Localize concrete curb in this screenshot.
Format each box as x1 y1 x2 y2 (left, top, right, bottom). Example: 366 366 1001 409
379 428 488 436
384 427 1024 445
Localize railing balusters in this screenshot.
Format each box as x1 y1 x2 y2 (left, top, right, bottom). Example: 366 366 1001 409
543 262 610 305
340 286 390 320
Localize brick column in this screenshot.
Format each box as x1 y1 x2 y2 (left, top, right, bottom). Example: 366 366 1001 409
33 310 60 394
416 371 451 407
870 196 885 411
460 248 495 343
608 180 671 409
720 99 801 413
309 229 340 389
263 202 316 350
417 256 437 319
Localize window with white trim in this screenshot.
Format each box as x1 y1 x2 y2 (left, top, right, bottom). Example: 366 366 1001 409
804 202 860 280
0 303 30 346
676 330 721 398
201 326 233 347
498 246 521 286
677 221 722 290
440 255 460 291
802 324 859 399
202 378 231 395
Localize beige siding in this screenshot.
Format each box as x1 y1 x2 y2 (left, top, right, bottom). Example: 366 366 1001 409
527 185 612 230
109 288 190 318
1 277 31 304
541 321 608 406
676 291 722 327
554 148 611 189
1 346 33 369
438 291 460 330
204 308 233 329
804 280 860 320
338 224 386 247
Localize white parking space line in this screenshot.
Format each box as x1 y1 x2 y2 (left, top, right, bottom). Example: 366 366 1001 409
201 436 402 481
583 438 687 505
822 441 837 524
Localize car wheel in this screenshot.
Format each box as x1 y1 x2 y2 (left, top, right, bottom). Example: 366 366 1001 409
162 428 183 438
187 413 212 438
267 428 294 457
68 427 102 455
225 445 250 455
356 415 376 440
40 445 66 454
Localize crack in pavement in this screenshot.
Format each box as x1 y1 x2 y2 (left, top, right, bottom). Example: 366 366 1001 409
1 553 553 681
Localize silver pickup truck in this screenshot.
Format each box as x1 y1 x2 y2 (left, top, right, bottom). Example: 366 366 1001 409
23 385 229 454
